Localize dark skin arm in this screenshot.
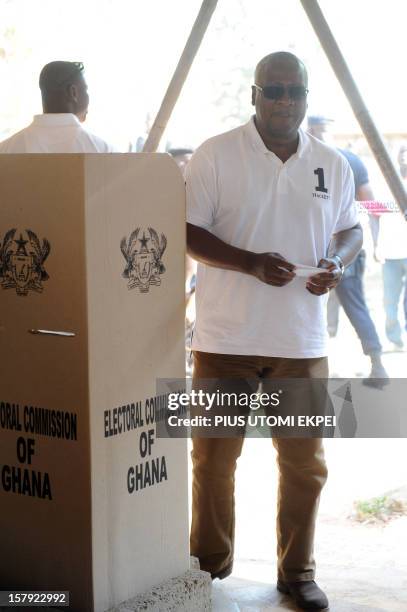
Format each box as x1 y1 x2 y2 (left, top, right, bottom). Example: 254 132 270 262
306 223 363 295
187 222 363 295
308 181 371 294
187 223 296 287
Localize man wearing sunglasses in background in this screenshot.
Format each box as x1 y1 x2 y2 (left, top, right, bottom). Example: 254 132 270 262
186 51 362 610
0 61 114 153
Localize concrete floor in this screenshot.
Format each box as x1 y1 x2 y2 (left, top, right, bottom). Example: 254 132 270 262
213 568 407 611
212 515 407 610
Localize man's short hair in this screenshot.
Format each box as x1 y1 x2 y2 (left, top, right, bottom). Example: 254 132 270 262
255 51 308 85
39 61 84 91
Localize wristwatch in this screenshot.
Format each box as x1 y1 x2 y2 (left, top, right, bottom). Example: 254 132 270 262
332 254 345 275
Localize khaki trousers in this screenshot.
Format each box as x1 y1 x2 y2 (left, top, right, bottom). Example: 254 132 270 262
190 350 328 582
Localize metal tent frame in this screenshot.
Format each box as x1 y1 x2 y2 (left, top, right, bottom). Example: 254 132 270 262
143 0 407 218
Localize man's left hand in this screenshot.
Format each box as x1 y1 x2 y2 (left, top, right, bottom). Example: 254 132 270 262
306 257 343 296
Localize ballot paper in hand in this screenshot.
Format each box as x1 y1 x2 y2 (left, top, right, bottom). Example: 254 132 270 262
292 263 324 277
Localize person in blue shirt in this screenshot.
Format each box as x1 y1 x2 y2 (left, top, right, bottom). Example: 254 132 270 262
307 116 388 383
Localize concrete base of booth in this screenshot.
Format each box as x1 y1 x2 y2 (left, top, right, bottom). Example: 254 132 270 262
107 568 212 612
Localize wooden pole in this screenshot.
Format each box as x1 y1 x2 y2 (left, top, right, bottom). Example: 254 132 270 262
142 0 218 153
300 0 407 217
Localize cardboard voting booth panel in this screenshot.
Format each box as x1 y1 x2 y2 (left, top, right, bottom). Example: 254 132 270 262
0 154 188 612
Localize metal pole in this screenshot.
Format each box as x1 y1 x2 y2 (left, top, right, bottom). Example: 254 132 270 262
142 0 218 153
299 0 407 217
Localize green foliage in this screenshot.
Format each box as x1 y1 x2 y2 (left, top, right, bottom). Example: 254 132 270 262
353 495 407 523
355 495 388 516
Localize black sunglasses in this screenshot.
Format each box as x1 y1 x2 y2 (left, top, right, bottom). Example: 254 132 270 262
254 83 309 101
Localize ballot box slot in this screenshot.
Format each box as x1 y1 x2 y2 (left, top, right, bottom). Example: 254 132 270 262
29 329 76 337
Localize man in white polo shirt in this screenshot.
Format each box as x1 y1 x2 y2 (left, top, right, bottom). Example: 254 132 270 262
0 61 114 153
186 52 362 611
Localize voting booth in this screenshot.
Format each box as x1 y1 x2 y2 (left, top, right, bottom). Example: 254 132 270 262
0 154 190 611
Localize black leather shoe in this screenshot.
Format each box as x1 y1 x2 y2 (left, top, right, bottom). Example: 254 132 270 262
211 564 233 580
277 579 329 610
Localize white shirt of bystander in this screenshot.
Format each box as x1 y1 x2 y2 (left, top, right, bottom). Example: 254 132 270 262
377 204 407 260
0 113 114 153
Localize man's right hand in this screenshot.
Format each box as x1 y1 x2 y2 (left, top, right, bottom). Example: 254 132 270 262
249 252 296 287
187 224 296 285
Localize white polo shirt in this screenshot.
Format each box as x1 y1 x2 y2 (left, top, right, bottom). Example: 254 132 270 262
377 197 407 260
186 117 358 358
0 113 114 153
